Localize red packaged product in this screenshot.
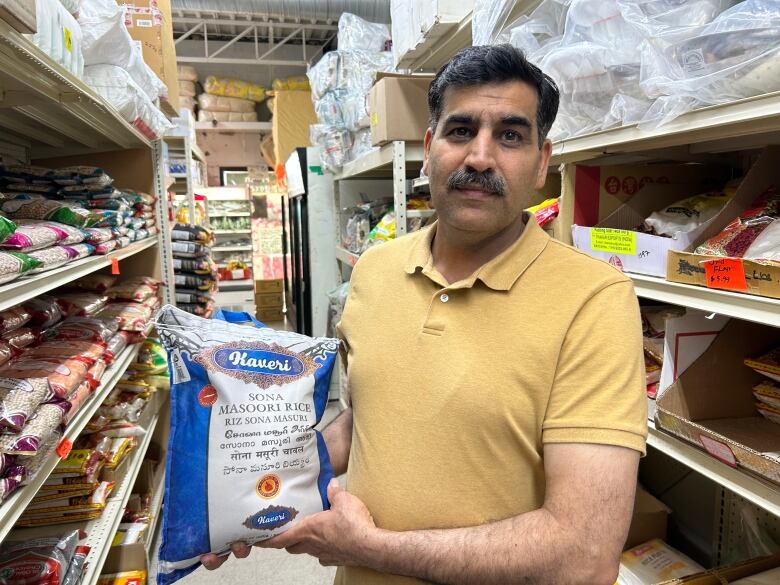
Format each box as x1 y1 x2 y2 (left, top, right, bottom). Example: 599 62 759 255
0 529 81 585
47 316 118 343
25 340 105 364
64 381 93 425
0 307 31 335
22 297 63 328
3 328 38 357
104 332 130 363
0 358 89 399
87 359 107 389
54 293 108 317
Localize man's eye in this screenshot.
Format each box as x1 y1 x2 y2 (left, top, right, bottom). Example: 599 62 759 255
502 130 522 142
449 127 472 138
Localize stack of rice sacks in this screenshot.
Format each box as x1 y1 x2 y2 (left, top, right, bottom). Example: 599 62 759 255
197 76 265 123
0 164 159 285
0 275 162 509
171 224 218 318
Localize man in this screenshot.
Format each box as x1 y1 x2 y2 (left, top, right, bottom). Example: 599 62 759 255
204 44 647 584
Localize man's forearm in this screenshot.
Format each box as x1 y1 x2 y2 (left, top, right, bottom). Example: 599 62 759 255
362 508 616 585
321 407 352 476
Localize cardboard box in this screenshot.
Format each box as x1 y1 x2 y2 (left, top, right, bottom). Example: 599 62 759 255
102 542 148 577
0 0 36 33
656 319 780 485
369 73 433 146
255 279 283 293
666 146 780 299
657 553 780 584
257 307 284 322
272 90 316 168
255 292 283 308
624 488 670 550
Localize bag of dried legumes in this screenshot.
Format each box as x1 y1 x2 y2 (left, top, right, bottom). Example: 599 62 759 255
155 305 339 585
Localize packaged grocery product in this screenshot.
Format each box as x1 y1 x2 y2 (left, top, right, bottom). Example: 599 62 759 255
526 198 560 228
107 282 156 302
172 223 213 243
0 463 25 501
174 273 216 290
745 346 780 382
98 570 147 585
21 480 114 518
178 65 198 82
27 246 73 273
644 191 733 237
96 303 153 332
0 197 90 226
144 374 170 392
155 305 339 585
337 12 390 52
3 328 37 356
618 539 704 585
52 165 109 186
366 210 396 247
272 75 310 91
0 164 53 183
63 381 93 425
0 377 50 432
76 274 117 292
0 358 89 399
756 402 780 424
172 257 215 275
16 429 61 481
203 75 266 102
49 316 118 343
0 306 32 334
754 380 780 409
0 341 11 367
175 302 215 317
26 340 105 365
104 437 136 469
132 339 166 374
83 227 114 244
14 220 87 246
141 296 161 312
88 359 107 389
94 240 118 255
0 251 42 284
55 293 109 317
197 94 255 113
0 529 81 585
171 241 210 258
63 545 90 585
23 296 64 327
0 453 13 476
4 182 59 195
1 222 62 251
62 243 95 261
0 402 69 455
105 331 130 363
87 209 125 229
117 374 153 395
743 217 780 264
53 439 111 480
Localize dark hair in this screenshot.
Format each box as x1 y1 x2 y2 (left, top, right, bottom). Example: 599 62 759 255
427 44 560 148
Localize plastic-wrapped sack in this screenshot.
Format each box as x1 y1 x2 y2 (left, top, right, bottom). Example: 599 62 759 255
174 273 216 291
198 110 258 122
3 328 38 356
24 296 64 327
75 273 116 292
173 257 215 275
0 378 50 432
179 80 196 97
25 340 105 365
178 65 198 82
0 164 53 183
0 357 89 399
0 217 16 245
0 251 40 285
132 339 167 374
203 75 266 102
27 246 73 273
503 0 570 61
0 530 81 585
0 402 69 455
31 0 84 78
618 539 704 584
307 50 393 101
337 12 390 52
0 197 91 227
54 293 109 317
310 124 353 172
197 94 255 113
0 306 31 334
106 282 156 303
105 331 130 363
643 190 732 236
96 302 153 332
2 222 74 251
473 0 518 46
271 76 310 91
171 241 210 259
84 65 174 140
155 306 338 585
172 223 213 244
51 165 110 186
744 217 780 263
19 220 86 245
639 0 780 129
62 243 95 261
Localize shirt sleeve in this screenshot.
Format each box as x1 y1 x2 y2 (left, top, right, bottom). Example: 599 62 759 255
542 279 648 455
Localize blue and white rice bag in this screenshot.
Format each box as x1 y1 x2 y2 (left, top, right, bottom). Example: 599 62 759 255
155 305 339 585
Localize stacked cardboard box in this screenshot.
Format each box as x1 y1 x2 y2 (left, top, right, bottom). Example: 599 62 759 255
255 279 284 323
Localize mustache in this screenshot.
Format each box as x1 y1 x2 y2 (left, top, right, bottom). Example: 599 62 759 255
446 168 506 197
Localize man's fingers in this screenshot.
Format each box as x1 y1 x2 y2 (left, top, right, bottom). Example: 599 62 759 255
231 542 252 559
201 553 229 570
327 478 343 505
285 543 309 555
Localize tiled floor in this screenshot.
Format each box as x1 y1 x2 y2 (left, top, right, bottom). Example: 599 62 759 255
150 402 344 585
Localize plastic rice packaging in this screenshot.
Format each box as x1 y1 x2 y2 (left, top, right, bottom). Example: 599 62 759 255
745 347 780 383
0 377 50 432
0 402 69 455
49 316 118 343
107 282 156 302
83 227 114 245
155 306 338 585
24 296 64 327
94 240 119 255
0 251 41 284
618 539 704 585
0 529 81 584
52 165 109 186
27 246 72 273
0 358 89 399
96 303 153 332
55 293 109 317
25 340 105 364
105 332 130 363
3 328 37 356
171 223 212 244
88 359 107 389
0 197 90 227
0 306 32 334
63 381 93 425
76 274 117 292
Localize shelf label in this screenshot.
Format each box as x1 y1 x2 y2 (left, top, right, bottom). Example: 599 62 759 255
703 258 747 292
699 435 737 468
590 228 636 255
63 27 73 52
56 438 73 459
111 257 120 275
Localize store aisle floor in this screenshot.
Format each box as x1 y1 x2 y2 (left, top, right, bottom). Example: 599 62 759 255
150 401 344 585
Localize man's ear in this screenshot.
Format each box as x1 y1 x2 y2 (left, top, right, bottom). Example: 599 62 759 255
422 127 433 176
535 139 553 191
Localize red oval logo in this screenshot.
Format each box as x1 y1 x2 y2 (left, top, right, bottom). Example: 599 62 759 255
198 385 218 406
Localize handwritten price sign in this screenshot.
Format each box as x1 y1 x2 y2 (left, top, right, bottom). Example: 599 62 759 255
703 258 747 292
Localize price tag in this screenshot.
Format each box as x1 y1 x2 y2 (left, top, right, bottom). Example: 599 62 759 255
699 435 737 468
590 228 637 255
111 257 120 275
703 258 747 292
56 438 73 459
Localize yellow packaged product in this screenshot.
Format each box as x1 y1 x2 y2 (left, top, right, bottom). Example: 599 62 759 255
618 539 704 584
203 76 265 102
98 570 147 585
757 402 780 424
754 380 780 409
271 75 310 91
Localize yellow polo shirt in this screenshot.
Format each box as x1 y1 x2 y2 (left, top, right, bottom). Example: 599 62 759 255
335 217 647 585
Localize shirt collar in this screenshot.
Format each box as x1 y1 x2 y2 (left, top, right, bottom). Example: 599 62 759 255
404 213 550 291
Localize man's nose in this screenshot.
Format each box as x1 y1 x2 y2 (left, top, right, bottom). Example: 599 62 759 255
462 129 496 174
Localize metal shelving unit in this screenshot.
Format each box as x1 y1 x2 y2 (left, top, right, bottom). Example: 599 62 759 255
213 245 252 252
193 121 272 133
165 114 207 225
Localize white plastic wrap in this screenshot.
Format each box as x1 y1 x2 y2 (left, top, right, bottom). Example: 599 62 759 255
338 13 390 52
617 0 736 37
178 65 198 82
31 0 84 78
196 94 255 113
744 218 780 263
472 0 515 46
348 128 375 162
561 0 646 62
61 0 81 15
310 124 352 172
78 0 167 101
503 0 570 62
314 90 367 132
197 110 258 122
180 96 196 112
84 64 173 140
179 80 197 97
639 0 780 128
307 50 393 101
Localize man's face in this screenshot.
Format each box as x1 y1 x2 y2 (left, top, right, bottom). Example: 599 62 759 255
423 81 552 238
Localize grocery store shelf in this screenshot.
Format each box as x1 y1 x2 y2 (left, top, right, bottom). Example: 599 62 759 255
550 91 780 165
648 421 780 518
160 97 179 120
213 245 252 252
412 176 430 191
145 470 165 560
335 247 360 267
170 172 188 179
0 19 151 158
217 261 252 267
407 209 435 219
0 237 157 313
209 212 250 218
628 273 780 329
0 344 142 546
165 135 205 163
333 142 425 180
194 121 272 133
214 229 251 234
218 279 254 291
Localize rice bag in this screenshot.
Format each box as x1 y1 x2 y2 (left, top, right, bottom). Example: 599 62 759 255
86 198 130 211
24 296 64 327
5 182 59 195
115 236 132 249
0 164 53 183
63 381 93 425
0 465 25 501
88 359 107 389
86 209 124 228
2 222 68 251
107 282 156 302
0 251 41 284
0 453 13 476
0 377 50 432
95 240 118 255
62 243 95 261
60 182 115 197
105 332 130 363
96 303 153 332
55 293 109 317
49 316 118 343
83 227 114 245
0 341 11 366
155 305 338 585
135 228 149 241
0 402 69 455
17 429 61 482
52 165 109 186
0 358 89 399
745 347 780 383
76 274 117 292
174 273 216 290
0 216 16 245
0 306 31 334
0 530 81 585
27 246 72 273
0 197 90 227
25 340 105 364
171 241 210 259
743 218 780 264
3 327 38 356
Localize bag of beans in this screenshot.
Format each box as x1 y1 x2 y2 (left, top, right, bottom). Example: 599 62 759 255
27 246 72 273
0 358 89 399
24 296 64 327
105 332 130 363
54 293 109 317
75 274 117 292
3 328 38 356
96 303 153 332
0 306 32 334
49 316 118 343
0 377 50 432
0 197 91 227
0 251 41 284
0 402 69 455
155 305 339 585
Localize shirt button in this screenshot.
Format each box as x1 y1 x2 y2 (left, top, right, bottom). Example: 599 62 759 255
440 294 449 303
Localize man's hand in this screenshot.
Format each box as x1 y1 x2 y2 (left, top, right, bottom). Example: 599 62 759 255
258 478 379 567
201 542 252 570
